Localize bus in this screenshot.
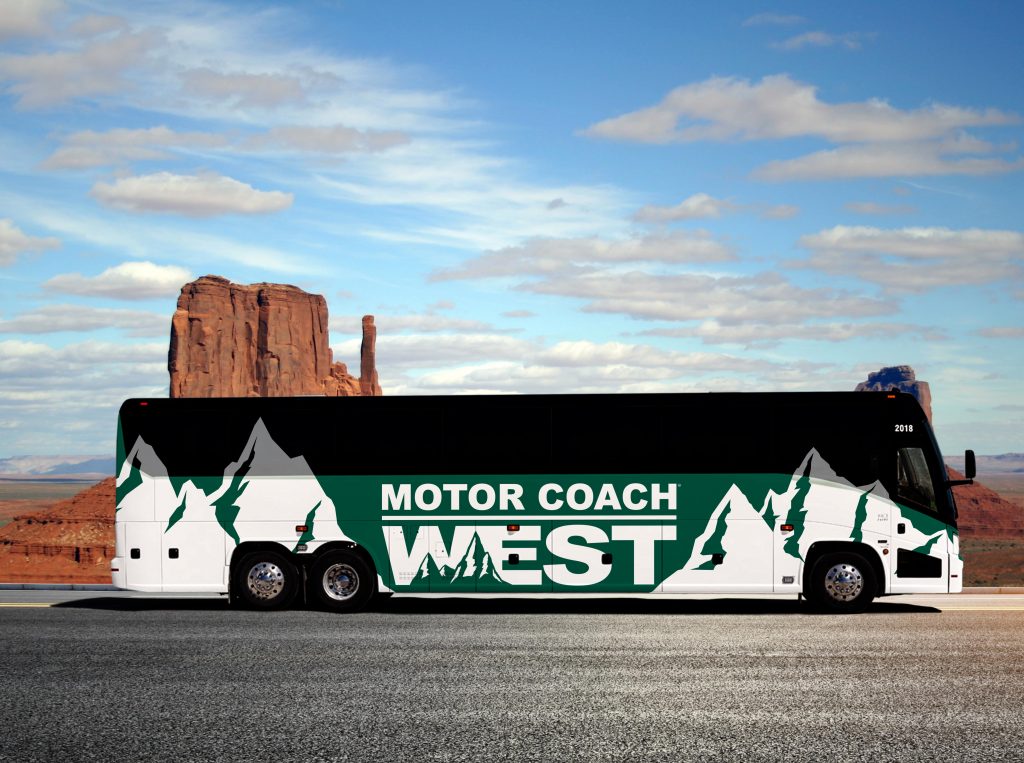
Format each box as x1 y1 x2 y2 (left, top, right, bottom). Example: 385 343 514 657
111 391 974 613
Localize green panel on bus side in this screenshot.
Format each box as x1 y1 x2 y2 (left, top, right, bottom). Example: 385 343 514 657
318 472 792 594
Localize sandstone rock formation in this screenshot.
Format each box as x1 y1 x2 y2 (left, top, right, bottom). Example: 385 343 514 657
359 314 381 396
855 365 933 423
949 467 1024 538
168 276 381 398
0 478 115 583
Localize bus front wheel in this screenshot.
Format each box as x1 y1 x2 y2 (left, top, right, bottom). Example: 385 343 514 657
234 550 299 609
806 551 876 614
309 550 375 613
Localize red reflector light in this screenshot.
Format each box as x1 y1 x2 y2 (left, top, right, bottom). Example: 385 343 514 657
139 401 148 406
507 524 520 532
780 524 794 532
295 525 308 533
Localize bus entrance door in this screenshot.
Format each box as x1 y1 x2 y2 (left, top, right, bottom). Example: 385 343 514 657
890 511 949 594
889 446 951 594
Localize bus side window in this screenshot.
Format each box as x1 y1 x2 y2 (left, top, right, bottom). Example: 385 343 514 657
896 447 937 513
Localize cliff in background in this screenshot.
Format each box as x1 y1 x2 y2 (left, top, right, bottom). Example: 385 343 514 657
168 275 382 398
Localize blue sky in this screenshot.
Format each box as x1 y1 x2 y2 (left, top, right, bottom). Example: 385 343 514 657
0 0 1021 458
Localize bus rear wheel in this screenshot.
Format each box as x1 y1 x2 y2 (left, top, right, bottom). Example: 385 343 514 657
806 551 877 614
309 550 375 613
234 550 299 610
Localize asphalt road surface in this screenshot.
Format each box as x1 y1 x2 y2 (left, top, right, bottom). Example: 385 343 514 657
2 592 1023 762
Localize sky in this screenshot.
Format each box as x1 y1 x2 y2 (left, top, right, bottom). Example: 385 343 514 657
0 0 1022 459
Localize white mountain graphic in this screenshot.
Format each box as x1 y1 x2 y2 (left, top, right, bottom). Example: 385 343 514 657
660 448 908 590
413 533 505 585
118 418 350 545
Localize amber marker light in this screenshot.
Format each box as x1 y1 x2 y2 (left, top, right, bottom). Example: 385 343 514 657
780 524 794 532
295 525 308 533
507 524 520 532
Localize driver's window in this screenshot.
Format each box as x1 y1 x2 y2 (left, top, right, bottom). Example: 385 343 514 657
897 447 937 513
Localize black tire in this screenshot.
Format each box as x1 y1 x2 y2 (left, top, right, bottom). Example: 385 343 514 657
805 551 877 614
233 549 299 610
308 550 376 613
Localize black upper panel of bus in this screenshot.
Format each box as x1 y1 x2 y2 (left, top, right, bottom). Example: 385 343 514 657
119 392 928 487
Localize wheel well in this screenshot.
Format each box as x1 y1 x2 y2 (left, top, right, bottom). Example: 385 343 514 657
308 541 377 576
229 541 293 571
229 541 375 572
803 541 886 596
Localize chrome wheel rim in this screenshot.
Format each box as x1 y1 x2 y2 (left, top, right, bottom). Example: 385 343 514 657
323 563 359 601
246 562 285 601
824 562 864 603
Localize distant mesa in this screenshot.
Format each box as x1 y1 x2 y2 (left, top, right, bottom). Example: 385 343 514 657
950 467 1024 539
168 275 382 398
855 365 932 423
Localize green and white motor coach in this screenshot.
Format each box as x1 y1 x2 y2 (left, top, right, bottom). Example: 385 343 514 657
112 391 974 613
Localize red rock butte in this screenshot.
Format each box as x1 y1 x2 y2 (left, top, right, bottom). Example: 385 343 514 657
168 275 382 398
855 365 932 424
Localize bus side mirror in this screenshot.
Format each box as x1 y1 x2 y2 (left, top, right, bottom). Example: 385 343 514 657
965 449 976 480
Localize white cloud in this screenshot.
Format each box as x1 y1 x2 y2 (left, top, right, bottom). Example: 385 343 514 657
13 202 318 275
844 201 917 215
0 0 64 41
641 321 944 348
431 231 735 280
633 193 736 223
90 171 293 216
43 126 230 170
0 304 167 336
0 218 60 265
582 74 1017 144
976 327 1024 339
180 67 308 109
315 138 635 251
772 31 870 51
523 270 895 323
243 125 410 154
743 12 806 27
634 196 800 223
334 333 537 370
69 14 128 38
535 340 765 373
759 203 800 219
0 29 158 109
0 338 165 380
331 312 498 334
368 335 845 397
756 141 1024 180
0 338 168 455
43 261 191 300
795 226 1024 292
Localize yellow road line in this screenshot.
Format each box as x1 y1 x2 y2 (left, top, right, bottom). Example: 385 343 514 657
0 602 53 608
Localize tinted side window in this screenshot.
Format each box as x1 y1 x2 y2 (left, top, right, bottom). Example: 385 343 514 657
336 405 444 474
660 399 773 474
144 411 252 477
444 405 550 473
553 404 661 473
897 446 938 513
